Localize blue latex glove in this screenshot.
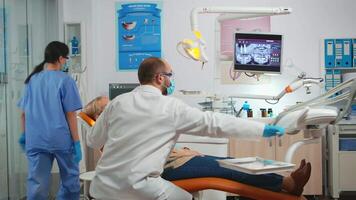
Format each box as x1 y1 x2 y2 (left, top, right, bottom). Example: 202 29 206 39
73 141 82 163
263 125 285 137
18 133 26 151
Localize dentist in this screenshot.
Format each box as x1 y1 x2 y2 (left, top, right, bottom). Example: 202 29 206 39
86 57 285 200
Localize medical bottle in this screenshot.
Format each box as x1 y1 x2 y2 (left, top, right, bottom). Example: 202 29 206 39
240 101 250 118
247 109 253 118
70 36 79 55
267 108 273 117
260 108 267 117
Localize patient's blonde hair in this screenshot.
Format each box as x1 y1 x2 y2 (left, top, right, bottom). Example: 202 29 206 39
83 96 109 120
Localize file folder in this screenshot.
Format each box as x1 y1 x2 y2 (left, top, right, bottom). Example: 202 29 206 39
325 69 333 91
335 39 343 67
325 39 335 68
333 70 341 87
333 70 342 95
342 39 352 67
353 39 356 67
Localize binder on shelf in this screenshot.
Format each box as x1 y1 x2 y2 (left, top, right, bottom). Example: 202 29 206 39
335 39 343 67
333 70 342 87
353 38 356 67
334 70 342 95
342 39 352 67
325 39 335 68
325 69 333 91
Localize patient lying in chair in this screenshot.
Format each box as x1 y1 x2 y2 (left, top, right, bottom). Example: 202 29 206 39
82 96 312 196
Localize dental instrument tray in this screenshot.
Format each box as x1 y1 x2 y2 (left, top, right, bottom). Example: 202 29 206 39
218 157 295 175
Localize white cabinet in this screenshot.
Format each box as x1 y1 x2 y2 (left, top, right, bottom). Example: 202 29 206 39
176 135 228 200
327 122 356 199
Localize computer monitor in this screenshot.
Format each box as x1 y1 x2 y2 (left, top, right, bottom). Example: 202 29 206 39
109 83 140 100
234 32 282 74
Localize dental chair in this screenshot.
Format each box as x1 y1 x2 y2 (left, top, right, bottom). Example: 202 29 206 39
77 112 304 200
274 77 356 163
77 112 101 200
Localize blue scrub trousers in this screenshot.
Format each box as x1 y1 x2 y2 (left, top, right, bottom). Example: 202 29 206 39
162 155 283 192
26 149 80 200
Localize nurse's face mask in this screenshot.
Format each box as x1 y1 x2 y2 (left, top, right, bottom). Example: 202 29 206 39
160 72 175 96
61 56 71 72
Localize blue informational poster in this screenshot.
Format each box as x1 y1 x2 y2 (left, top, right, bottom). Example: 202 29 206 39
116 2 162 71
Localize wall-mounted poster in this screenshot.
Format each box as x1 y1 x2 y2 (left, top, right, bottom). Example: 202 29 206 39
116 2 162 71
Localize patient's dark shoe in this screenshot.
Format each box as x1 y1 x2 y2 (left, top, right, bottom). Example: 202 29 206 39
290 162 311 196
290 159 306 183
300 159 306 169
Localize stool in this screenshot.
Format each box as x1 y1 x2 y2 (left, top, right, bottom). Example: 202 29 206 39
80 171 95 200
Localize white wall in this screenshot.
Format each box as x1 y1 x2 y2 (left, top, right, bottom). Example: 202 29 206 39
63 0 356 112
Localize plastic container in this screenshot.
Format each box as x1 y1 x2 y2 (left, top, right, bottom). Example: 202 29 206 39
267 108 273 117
70 36 79 55
240 101 250 118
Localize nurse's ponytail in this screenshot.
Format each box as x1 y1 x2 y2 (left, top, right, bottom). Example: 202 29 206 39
24 41 69 84
24 61 46 84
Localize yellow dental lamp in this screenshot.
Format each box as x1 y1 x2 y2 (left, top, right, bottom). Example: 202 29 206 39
177 6 292 66
177 31 208 64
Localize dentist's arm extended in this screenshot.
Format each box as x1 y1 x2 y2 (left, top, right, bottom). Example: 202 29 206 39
173 99 284 138
173 99 265 139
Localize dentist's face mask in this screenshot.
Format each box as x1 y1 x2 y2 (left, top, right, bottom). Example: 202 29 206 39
160 72 175 95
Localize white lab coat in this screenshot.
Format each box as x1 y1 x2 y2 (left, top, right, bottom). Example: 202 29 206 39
86 85 265 200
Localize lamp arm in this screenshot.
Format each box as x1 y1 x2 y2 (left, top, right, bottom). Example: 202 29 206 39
190 7 292 32
229 76 322 101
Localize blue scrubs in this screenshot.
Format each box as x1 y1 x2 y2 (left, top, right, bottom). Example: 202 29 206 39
18 70 82 200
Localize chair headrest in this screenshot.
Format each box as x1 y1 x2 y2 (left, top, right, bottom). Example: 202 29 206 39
78 112 96 127
276 106 338 135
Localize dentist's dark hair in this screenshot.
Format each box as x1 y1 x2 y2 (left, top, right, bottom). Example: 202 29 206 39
138 57 166 84
24 41 69 84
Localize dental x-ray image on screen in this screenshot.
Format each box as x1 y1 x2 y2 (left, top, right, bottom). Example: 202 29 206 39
234 33 282 74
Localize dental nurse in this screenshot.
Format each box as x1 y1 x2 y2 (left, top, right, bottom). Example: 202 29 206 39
18 41 82 200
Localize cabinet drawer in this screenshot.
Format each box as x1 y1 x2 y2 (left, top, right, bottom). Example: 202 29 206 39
339 152 356 190
339 125 356 132
339 138 356 151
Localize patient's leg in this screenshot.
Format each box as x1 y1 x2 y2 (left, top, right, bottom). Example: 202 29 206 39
162 156 311 195
162 155 284 192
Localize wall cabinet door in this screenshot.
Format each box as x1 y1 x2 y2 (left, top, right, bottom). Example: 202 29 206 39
229 137 275 160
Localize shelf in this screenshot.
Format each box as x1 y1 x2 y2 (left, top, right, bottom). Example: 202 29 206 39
64 22 86 75
69 54 81 57
324 67 356 71
339 151 356 154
